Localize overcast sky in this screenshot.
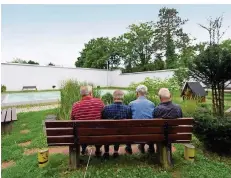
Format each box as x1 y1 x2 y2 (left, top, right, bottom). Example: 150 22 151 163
2 4 231 67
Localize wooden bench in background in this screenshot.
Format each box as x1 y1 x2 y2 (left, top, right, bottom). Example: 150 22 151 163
22 86 37 90
1 108 17 134
45 118 193 169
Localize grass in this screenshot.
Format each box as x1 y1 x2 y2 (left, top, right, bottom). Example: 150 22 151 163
2 109 231 178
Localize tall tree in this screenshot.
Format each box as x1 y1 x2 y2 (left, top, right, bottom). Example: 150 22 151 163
154 7 190 69
189 16 231 117
75 37 122 70
122 22 155 72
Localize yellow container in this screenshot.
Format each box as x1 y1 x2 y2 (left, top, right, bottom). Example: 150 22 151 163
38 148 49 168
184 144 195 162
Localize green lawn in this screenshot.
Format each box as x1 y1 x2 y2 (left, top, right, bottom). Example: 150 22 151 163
2 110 231 178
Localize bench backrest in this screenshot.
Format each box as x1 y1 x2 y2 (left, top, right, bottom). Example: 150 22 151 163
45 118 193 146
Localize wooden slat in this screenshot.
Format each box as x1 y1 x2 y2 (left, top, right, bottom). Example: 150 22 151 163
5 108 12 122
45 118 193 128
11 108 17 121
1 109 7 122
78 126 193 136
46 128 73 136
47 135 74 144
46 134 191 145
46 126 193 137
78 134 192 144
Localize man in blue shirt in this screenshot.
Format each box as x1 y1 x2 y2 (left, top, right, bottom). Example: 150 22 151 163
125 85 155 154
102 90 131 159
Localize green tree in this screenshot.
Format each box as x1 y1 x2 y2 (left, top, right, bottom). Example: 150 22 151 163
173 67 190 89
154 7 190 69
27 60 39 65
75 37 122 69
11 58 27 64
121 22 155 72
48 62 55 66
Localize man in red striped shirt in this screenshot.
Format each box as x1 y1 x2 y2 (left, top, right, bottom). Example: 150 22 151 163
71 86 104 157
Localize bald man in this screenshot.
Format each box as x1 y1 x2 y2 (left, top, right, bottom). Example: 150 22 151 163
101 90 132 159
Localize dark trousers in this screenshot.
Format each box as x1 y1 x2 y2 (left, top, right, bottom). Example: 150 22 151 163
104 144 119 153
81 144 101 154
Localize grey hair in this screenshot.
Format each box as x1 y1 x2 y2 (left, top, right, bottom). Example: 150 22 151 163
136 85 148 95
80 86 92 96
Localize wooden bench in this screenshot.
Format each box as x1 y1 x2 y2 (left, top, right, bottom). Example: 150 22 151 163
22 86 37 90
45 118 193 169
1 108 17 134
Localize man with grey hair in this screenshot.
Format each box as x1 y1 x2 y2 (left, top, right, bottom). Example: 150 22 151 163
153 88 183 119
125 85 155 154
71 85 104 157
102 90 131 159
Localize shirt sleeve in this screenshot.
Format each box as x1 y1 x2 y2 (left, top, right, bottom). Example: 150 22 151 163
71 104 76 120
153 107 159 119
178 107 183 118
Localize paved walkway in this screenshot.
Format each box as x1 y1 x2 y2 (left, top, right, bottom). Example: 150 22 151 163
16 104 59 113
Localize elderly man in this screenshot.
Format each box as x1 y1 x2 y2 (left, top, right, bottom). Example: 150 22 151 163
153 88 183 164
153 88 183 119
125 85 155 154
102 90 131 159
71 86 104 157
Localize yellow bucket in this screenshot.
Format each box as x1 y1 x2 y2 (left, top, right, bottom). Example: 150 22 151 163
38 148 49 168
184 144 195 162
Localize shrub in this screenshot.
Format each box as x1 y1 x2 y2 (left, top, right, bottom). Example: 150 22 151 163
1 85 6 92
93 88 101 98
193 114 231 155
123 92 137 105
58 80 82 120
52 85 56 89
101 92 113 105
129 77 180 96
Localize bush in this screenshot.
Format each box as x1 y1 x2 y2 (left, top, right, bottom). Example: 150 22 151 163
101 92 113 105
129 77 180 96
193 114 231 155
58 80 82 120
1 85 6 92
123 92 137 105
52 85 56 89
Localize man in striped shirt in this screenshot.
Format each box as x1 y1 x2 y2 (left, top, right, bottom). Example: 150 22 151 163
71 86 104 157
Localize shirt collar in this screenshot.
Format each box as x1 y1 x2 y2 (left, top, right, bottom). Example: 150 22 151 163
138 96 146 100
160 101 172 105
82 96 93 100
114 101 123 104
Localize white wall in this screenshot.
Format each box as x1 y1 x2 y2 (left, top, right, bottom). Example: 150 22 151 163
1 63 230 91
1 63 112 91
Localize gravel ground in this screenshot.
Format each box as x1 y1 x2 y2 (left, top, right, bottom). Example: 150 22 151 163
16 104 59 113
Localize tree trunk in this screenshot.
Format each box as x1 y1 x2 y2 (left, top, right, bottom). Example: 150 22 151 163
211 84 216 115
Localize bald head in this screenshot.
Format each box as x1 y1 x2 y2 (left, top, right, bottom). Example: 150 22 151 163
80 86 92 97
158 88 171 102
113 90 124 102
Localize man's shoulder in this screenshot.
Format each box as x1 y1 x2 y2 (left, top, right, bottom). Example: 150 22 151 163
91 97 104 104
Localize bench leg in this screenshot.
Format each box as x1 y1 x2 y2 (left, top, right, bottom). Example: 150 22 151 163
1 122 13 134
157 143 173 169
69 145 80 169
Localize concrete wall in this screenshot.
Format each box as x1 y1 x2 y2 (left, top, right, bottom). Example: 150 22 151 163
1 63 230 91
1 63 112 91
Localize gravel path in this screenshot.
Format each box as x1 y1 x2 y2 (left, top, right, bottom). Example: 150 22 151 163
16 104 59 113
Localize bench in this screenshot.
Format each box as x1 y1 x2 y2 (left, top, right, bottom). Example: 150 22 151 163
45 118 193 169
22 86 37 90
1 108 17 134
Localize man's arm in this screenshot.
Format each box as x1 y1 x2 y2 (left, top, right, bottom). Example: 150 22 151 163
153 107 159 119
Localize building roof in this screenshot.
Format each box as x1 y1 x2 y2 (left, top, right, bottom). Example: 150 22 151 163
181 82 206 97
